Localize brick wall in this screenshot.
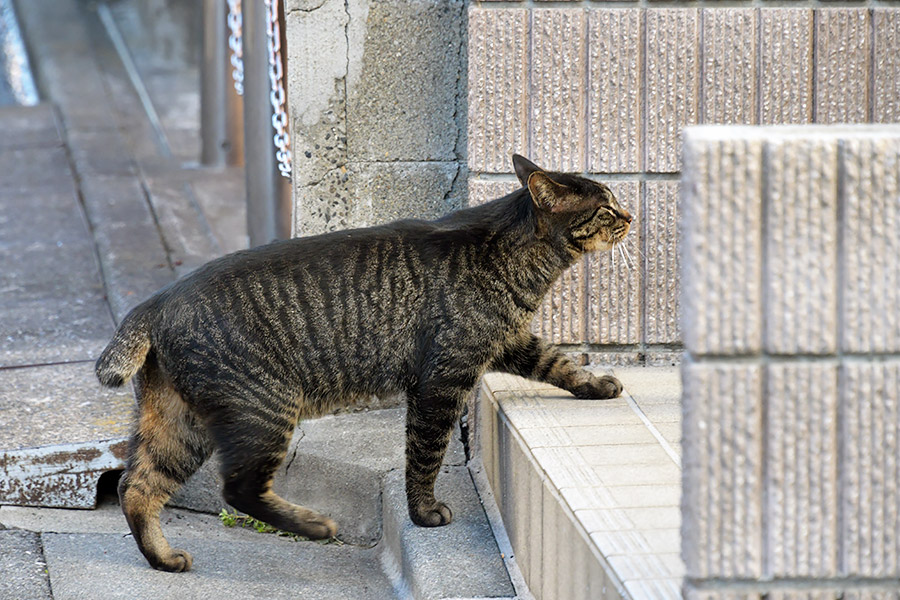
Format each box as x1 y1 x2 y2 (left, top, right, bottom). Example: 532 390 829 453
467 2 900 364
680 124 900 599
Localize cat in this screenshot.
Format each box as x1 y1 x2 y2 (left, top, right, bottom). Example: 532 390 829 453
95 154 632 572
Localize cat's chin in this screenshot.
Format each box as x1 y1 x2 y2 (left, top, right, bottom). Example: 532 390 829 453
582 239 615 252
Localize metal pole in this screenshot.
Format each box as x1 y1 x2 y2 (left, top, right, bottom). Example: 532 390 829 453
242 0 292 246
200 0 227 166
200 0 243 167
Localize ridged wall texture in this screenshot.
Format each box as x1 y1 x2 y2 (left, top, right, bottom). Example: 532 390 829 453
467 4 899 363
681 125 900 598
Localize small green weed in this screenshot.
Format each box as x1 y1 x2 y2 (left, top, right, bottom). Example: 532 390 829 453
218 509 343 545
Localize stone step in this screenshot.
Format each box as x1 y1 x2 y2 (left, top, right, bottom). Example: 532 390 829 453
380 467 516 600
476 367 684 600
0 499 395 599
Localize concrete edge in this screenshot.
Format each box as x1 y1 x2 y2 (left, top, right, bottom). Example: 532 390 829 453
478 374 633 600
0 438 127 509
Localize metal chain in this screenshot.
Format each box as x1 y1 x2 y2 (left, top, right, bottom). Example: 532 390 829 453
225 0 244 96
264 0 292 178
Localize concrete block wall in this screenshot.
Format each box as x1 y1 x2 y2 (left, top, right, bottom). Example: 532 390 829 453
285 0 467 236
467 2 900 364
680 125 900 598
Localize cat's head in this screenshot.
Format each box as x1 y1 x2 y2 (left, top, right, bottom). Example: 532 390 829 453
512 154 632 253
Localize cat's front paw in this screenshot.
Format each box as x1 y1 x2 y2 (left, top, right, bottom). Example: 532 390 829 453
572 374 622 399
410 499 453 527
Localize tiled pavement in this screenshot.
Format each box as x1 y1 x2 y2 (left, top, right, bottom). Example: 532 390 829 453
479 367 684 600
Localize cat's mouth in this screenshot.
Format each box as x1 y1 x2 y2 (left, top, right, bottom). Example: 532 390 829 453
583 220 631 252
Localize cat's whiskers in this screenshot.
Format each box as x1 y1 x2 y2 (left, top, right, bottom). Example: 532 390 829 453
619 244 630 271
620 243 636 271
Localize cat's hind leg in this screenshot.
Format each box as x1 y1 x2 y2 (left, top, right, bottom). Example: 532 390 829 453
211 401 337 540
118 356 213 572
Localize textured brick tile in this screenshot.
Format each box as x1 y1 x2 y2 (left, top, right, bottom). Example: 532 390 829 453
467 7 528 173
624 579 682 600
587 181 640 344
760 9 813 124
681 130 764 356
587 9 641 173
533 256 586 344
841 134 900 353
700 9 757 125
815 9 870 124
765 363 839 577
466 177 519 207
591 530 654 556
842 361 900 577
579 444 671 466
643 181 680 345
764 135 839 354
682 361 764 579
645 8 699 173
531 9 586 172
874 10 900 122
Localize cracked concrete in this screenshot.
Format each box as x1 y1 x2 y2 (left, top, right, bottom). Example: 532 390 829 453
286 0 466 236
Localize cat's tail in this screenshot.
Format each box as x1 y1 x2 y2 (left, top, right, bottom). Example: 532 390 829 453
95 301 155 387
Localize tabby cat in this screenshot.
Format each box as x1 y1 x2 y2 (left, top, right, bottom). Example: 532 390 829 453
96 155 632 572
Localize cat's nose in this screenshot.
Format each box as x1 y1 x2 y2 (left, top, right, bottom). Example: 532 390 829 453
622 211 633 224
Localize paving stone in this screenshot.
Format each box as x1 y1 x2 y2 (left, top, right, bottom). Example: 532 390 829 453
382 468 514 600
0 530 52 600
0 363 132 508
41 531 394 600
66 128 139 178
623 578 682 600
0 145 73 193
0 363 132 452
0 185 114 367
174 408 466 547
683 588 762 600
77 174 174 322
0 104 61 149
578 443 672 467
606 485 680 509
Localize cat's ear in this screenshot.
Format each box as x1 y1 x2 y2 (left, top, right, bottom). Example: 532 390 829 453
527 171 569 213
512 154 543 186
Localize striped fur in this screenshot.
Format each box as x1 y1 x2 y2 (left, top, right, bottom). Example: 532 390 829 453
97 155 631 571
